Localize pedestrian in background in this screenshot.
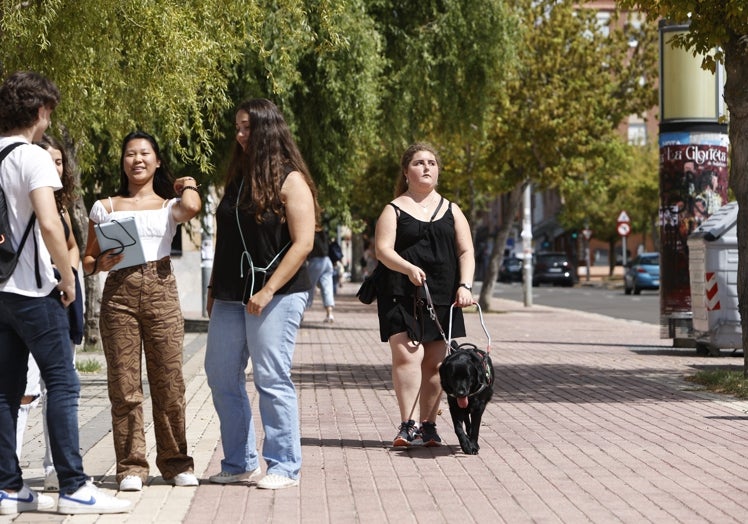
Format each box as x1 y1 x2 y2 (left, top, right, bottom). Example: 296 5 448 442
83 130 201 492
328 235 345 293
373 142 475 448
205 98 319 490
0 70 130 516
306 229 335 323
16 133 83 493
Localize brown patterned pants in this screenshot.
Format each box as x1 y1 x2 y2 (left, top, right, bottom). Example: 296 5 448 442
100 258 194 482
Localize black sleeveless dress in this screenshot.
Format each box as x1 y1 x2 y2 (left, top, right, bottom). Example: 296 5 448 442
376 200 465 343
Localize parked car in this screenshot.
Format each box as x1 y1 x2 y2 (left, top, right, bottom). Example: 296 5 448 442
498 256 523 283
532 252 575 287
624 252 660 295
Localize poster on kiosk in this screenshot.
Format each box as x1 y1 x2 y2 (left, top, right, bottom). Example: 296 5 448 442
658 133 729 332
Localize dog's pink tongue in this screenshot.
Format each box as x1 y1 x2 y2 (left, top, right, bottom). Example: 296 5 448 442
457 396 469 408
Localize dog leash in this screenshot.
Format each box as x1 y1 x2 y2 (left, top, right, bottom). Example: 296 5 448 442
421 280 449 346
422 280 492 355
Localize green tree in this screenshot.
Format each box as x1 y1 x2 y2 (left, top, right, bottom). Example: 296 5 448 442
612 142 660 251
618 0 748 374
202 1 387 224
558 139 659 275
477 0 658 309
285 0 385 222
354 0 517 229
1 0 251 178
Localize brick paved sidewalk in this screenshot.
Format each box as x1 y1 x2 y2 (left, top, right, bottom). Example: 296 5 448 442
6 284 747 523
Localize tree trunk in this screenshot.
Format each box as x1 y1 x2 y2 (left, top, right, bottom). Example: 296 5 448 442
60 130 102 352
724 35 748 377
478 181 525 310
650 217 660 253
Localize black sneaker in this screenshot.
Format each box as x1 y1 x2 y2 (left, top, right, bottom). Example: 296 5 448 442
393 420 417 447
420 421 442 447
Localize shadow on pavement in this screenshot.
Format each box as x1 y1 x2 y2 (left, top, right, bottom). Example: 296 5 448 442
490 363 727 404
292 362 392 391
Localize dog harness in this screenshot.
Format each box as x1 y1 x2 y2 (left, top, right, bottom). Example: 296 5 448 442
465 346 494 396
423 281 493 397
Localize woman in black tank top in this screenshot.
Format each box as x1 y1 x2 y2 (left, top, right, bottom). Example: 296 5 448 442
205 99 320 490
374 143 475 449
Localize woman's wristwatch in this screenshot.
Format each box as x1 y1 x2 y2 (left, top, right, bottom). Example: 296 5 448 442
459 282 472 291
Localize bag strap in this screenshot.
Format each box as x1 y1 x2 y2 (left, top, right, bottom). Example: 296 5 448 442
0 142 41 288
235 177 292 303
0 142 25 163
429 196 444 223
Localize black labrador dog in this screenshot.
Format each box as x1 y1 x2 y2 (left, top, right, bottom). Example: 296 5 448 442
439 344 494 455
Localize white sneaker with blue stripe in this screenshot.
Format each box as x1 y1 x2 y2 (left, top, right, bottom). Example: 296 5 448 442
0 485 54 515
57 481 131 515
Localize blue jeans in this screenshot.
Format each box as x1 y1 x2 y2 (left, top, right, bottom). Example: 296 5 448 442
305 257 335 309
205 294 305 479
0 291 88 493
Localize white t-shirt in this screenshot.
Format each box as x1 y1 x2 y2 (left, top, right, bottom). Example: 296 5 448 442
89 198 178 263
0 135 62 297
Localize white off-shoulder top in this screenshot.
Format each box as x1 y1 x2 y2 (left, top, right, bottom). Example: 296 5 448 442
89 197 178 263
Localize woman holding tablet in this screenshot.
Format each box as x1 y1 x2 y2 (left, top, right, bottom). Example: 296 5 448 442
82 131 201 492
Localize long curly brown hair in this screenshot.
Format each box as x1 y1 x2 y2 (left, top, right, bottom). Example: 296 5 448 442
226 98 320 225
35 134 75 211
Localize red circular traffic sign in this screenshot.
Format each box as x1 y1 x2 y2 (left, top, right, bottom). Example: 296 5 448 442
617 222 631 236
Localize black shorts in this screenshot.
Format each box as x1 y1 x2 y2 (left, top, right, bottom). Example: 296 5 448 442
377 295 465 344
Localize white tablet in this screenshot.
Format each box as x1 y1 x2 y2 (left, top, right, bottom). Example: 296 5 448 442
94 216 146 270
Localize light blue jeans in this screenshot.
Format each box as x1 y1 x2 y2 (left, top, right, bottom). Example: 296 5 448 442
305 256 335 309
205 294 305 479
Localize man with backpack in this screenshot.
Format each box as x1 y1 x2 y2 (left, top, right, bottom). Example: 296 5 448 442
0 71 130 516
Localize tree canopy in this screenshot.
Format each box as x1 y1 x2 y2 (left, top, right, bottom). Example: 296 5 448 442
0 0 387 220
476 0 659 307
1 0 250 179
350 0 517 229
1 1 666 329
0 0 391 347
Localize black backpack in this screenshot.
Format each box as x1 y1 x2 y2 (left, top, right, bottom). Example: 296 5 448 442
328 241 344 264
0 142 41 287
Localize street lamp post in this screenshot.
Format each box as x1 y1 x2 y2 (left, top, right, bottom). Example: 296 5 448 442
521 182 533 307
583 221 591 282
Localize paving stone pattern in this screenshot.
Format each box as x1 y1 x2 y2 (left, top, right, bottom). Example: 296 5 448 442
6 285 747 523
